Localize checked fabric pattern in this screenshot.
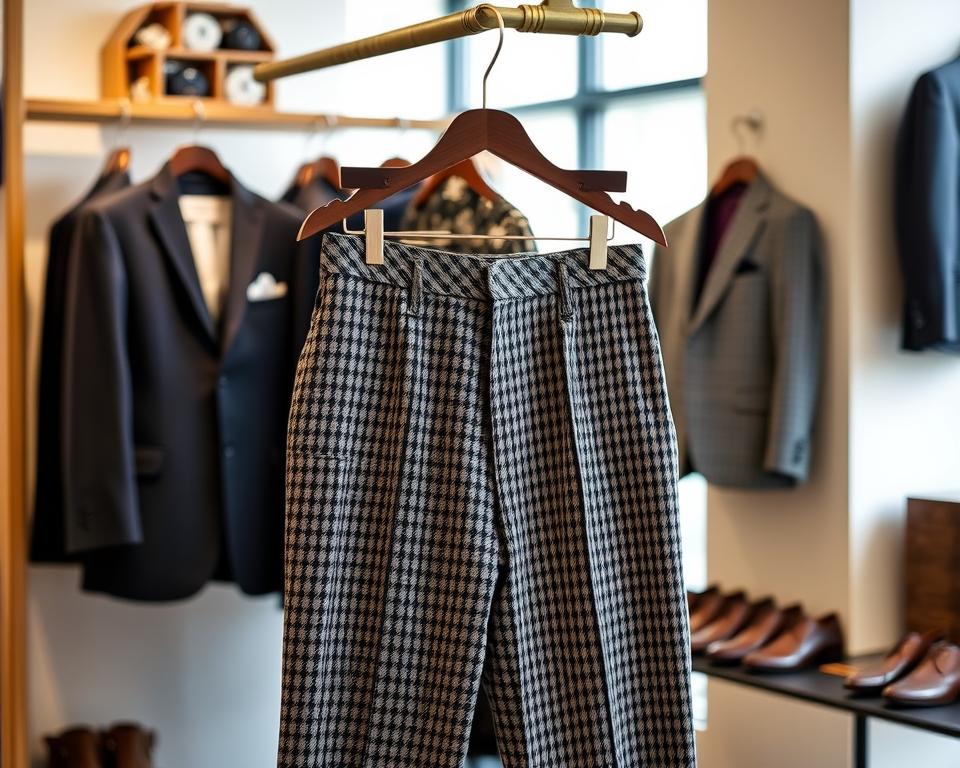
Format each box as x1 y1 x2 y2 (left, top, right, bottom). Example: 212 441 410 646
278 233 696 768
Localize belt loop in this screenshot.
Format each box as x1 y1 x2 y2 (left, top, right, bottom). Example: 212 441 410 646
406 255 424 317
557 262 574 322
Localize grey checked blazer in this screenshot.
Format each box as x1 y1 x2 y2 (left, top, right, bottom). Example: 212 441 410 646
650 172 824 488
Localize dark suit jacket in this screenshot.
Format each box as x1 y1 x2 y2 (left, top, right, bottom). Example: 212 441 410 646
280 174 342 211
32 169 131 563
281 173 421 231
62 163 319 600
896 56 960 352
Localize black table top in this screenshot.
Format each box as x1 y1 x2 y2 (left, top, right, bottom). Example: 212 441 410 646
692 654 960 739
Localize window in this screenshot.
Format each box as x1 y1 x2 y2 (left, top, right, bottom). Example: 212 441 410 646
600 0 707 90
448 0 707 249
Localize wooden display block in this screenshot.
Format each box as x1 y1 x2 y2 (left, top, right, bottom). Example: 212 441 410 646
906 495 960 640
101 2 275 107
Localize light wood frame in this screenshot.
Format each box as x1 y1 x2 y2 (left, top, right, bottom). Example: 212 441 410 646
101 2 278 106
2 0 29 762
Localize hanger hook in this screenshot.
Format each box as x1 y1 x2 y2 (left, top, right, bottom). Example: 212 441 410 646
191 99 206 145
395 117 411 152
731 110 763 155
323 114 338 155
306 115 328 158
478 4 505 110
116 98 132 149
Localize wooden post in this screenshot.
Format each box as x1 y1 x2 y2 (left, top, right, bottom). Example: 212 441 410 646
2 0 29 762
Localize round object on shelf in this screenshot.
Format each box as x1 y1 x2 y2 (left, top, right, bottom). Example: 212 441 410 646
166 64 211 98
130 75 152 102
133 22 171 51
224 65 267 106
182 12 222 51
221 19 262 51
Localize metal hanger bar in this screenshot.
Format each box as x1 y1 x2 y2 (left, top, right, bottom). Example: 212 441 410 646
253 2 643 83
343 217 616 242
340 164 626 192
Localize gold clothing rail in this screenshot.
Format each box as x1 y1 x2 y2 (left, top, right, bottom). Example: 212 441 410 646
253 1 643 82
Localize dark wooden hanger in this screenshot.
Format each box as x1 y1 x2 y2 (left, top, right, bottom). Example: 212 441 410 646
102 146 131 176
169 145 231 185
413 157 499 208
294 156 342 191
711 156 759 197
297 109 666 245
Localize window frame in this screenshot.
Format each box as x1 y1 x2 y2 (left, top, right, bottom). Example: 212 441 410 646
445 0 702 226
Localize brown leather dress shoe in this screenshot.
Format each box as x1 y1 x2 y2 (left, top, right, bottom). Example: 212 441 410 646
706 603 803 665
844 629 943 695
690 589 741 633
44 727 103 768
691 595 768 654
883 641 960 707
687 585 716 615
102 723 156 768
743 612 844 672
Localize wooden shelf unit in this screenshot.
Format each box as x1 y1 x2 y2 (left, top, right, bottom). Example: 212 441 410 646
102 2 278 106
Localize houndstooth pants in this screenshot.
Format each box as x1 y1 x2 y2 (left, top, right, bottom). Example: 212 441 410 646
278 233 695 768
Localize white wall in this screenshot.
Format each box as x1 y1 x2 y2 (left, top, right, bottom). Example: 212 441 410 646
699 3 853 762
704 0 853 631
700 0 960 765
847 0 960 657
23 2 445 766
846 4 960 761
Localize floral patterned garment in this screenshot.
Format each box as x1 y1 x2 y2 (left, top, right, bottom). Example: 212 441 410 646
400 175 536 254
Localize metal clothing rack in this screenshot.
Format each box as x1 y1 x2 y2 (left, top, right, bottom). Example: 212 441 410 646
253 1 644 82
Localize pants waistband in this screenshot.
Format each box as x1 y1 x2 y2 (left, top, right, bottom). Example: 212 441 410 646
319 232 647 302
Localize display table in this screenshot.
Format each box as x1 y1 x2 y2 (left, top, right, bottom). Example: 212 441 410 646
692 655 960 767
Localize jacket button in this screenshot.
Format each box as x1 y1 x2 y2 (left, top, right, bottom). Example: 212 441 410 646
792 440 806 464
218 376 228 389
224 446 235 459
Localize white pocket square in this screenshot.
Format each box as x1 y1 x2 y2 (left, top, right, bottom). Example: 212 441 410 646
246 272 288 302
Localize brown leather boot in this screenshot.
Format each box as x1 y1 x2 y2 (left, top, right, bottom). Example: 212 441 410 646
102 723 156 768
44 727 103 768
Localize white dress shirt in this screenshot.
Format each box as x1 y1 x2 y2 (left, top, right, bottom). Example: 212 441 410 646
178 195 233 324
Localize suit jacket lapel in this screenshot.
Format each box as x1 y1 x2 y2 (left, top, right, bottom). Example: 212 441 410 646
689 172 773 333
671 200 708 323
220 181 264 355
148 165 217 343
